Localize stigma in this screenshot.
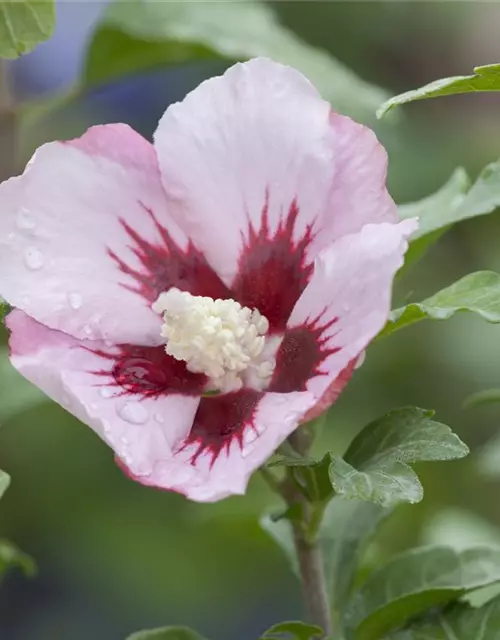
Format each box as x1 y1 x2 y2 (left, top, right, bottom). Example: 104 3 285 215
152 288 275 393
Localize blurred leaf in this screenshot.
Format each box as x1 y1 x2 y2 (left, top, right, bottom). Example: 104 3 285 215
127 628 207 640
378 63 500 117
0 347 46 423
382 272 500 339
85 0 388 122
260 513 298 576
0 469 10 499
399 168 469 268
387 596 500 640
345 546 500 640
260 621 323 640
463 388 500 409
329 408 468 507
320 498 390 615
400 161 500 269
0 0 55 59
422 509 500 608
477 432 500 480
0 539 36 582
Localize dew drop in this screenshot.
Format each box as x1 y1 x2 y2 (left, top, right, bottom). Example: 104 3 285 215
100 387 114 398
16 208 36 231
117 401 149 425
154 413 164 424
68 292 83 310
23 247 44 270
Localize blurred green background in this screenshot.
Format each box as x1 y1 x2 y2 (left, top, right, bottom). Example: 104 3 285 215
2 2 500 639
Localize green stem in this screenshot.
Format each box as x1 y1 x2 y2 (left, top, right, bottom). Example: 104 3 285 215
263 430 332 636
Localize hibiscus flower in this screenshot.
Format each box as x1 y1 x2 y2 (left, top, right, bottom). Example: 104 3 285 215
0 58 416 502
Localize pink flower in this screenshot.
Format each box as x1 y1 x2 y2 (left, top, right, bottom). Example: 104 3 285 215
0 59 416 502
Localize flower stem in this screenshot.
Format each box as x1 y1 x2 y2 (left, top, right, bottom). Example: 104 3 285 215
284 430 332 636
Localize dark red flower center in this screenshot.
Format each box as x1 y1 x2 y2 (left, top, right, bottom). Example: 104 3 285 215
94 192 341 465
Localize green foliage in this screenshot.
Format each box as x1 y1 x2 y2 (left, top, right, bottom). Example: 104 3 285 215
84 0 388 122
320 499 389 616
345 546 500 640
0 347 45 424
260 621 324 639
463 388 500 409
388 595 500 639
0 0 55 58
126 628 207 640
0 299 10 323
260 512 299 576
329 408 468 507
382 272 500 338
0 468 10 499
400 160 500 269
0 539 36 583
378 63 500 117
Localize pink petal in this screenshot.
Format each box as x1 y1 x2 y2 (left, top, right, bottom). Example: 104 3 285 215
154 58 397 290
0 124 226 345
132 390 316 502
277 220 417 410
7 310 200 480
7 310 315 502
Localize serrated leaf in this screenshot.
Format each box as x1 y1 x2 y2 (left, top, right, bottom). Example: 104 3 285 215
84 0 388 123
399 161 500 270
126 628 207 640
387 596 500 640
0 539 36 582
0 0 55 59
378 63 500 118
463 388 500 409
0 469 10 500
329 408 468 508
381 272 500 339
260 621 323 640
345 546 500 640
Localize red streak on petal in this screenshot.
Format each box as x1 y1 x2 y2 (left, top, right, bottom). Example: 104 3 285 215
109 203 230 304
180 390 262 467
232 195 314 333
89 344 207 398
270 312 340 393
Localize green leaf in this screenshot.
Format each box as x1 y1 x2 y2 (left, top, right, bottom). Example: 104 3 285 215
378 63 500 117
387 596 500 640
463 388 500 409
320 498 390 615
0 539 36 582
0 347 46 423
399 161 500 269
0 299 10 323
0 469 10 500
345 546 500 640
0 0 55 59
126 628 207 640
85 0 388 123
286 454 336 504
382 272 500 339
260 621 323 640
329 408 468 507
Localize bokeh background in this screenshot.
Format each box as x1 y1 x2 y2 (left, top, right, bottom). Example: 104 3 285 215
2 2 500 639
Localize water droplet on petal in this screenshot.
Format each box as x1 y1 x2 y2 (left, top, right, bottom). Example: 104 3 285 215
16 208 36 231
154 413 164 424
24 247 44 270
117 401 149 425
68 292 82 310
100 387 114 399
